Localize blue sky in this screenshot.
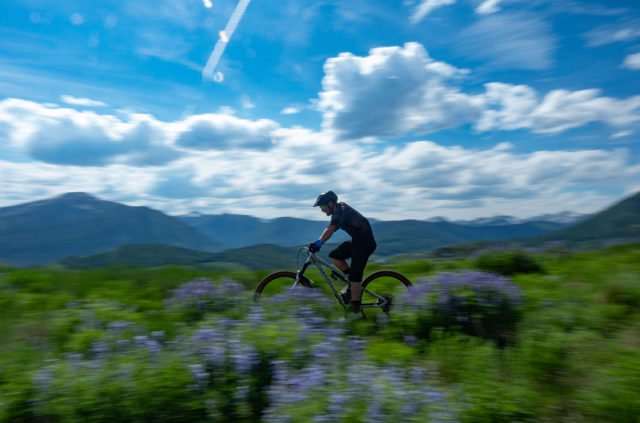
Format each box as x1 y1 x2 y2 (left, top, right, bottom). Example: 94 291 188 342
1 0 639 220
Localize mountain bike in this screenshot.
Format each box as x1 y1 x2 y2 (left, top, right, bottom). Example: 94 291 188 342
254 247 412 319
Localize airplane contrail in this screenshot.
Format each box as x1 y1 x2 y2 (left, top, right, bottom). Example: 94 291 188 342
202 0 252 81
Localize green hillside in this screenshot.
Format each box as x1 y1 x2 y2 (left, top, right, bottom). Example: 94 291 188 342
518 191 640 248
59 244 218 269
372 219 566 256
60 243 302 270
3 243 640 422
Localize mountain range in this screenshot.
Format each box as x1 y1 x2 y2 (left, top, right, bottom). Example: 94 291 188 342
177 213 580 255
0 191 637 267
515 191 640 249
0 192 222 266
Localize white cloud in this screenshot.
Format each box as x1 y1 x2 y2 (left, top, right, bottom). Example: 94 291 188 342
457 12 556 70
0 98 280 166
281 106 302 115
173 114 279 150
2 132 638 220
0 99 176 166
317 43 640 139
475 0 503 15
60 95 107 107
241 95 255 109
3 95 639 220
622 52 640 70
410 0 456 24
610 130 633 139
0 160 158 205
585 19 640 47
478 84 640 133
318 42 482 140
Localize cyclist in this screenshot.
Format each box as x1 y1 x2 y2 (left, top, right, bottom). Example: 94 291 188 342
309 191 377 314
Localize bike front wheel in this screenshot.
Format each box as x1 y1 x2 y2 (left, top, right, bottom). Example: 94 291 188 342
254 271 311 302
361 270 412 319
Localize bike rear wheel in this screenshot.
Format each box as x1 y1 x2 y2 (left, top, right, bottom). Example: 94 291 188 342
360 270 412 319
254 271 311 302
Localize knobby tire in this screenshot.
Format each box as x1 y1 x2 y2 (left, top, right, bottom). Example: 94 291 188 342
362 270 412 289
361 270 412 318
254 271 311 302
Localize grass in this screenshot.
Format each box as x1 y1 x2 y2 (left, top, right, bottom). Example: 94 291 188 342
0 243 639 422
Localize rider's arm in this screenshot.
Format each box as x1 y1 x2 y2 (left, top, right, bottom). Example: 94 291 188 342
319 224 338 243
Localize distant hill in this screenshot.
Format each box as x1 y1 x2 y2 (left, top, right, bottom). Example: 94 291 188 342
1 192 603 267
178 214 343 248
208 244 302 270
457 211 589 226
59 244 218 269
516 191 640 248
60 189 640 269
179 213 564 253
371 219 566 256
0 193 222 266
60 243 301 270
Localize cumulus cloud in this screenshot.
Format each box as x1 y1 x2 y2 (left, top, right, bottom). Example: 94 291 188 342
0 99 177 166
622 52 640 70
317 42 640 139
167 130 640 219
410 0 456 24
318 42 482 140
2 120 639 220
478 84 640 133
0 98 281 166
174 114 279 150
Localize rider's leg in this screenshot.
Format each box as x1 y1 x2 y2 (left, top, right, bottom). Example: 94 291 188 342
347 239 376 313
350 281 363 301
329 241 353 275
330 257 350 274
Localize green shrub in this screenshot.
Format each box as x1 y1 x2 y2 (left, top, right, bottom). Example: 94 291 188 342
474 251 544 276
603 272 640 308
400 271 523 346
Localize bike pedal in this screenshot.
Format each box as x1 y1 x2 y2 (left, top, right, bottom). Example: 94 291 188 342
340 291 351 304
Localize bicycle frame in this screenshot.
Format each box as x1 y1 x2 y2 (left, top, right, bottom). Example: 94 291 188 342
292 247 389 310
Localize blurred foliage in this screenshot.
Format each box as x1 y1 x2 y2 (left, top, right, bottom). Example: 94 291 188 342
473 250 545 276
0 243 639 422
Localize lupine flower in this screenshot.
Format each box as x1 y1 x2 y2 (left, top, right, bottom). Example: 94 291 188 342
400 270 523 343
165 278 245 314
107 321 134 335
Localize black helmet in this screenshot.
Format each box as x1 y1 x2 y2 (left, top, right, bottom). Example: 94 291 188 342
314 190 338 207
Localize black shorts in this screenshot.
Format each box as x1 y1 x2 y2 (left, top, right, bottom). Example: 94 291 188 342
329 238 376 282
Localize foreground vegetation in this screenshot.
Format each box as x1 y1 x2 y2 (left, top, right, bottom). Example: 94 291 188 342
1 244 639 422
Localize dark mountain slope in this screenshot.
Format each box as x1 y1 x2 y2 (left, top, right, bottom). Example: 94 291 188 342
371 219 566 256
178 214 337 248
517 191 640 248
179 214 561 252
0 193 221 265
60 243 300 271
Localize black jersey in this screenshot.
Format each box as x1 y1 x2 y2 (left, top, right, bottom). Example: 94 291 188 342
330 202 374 241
